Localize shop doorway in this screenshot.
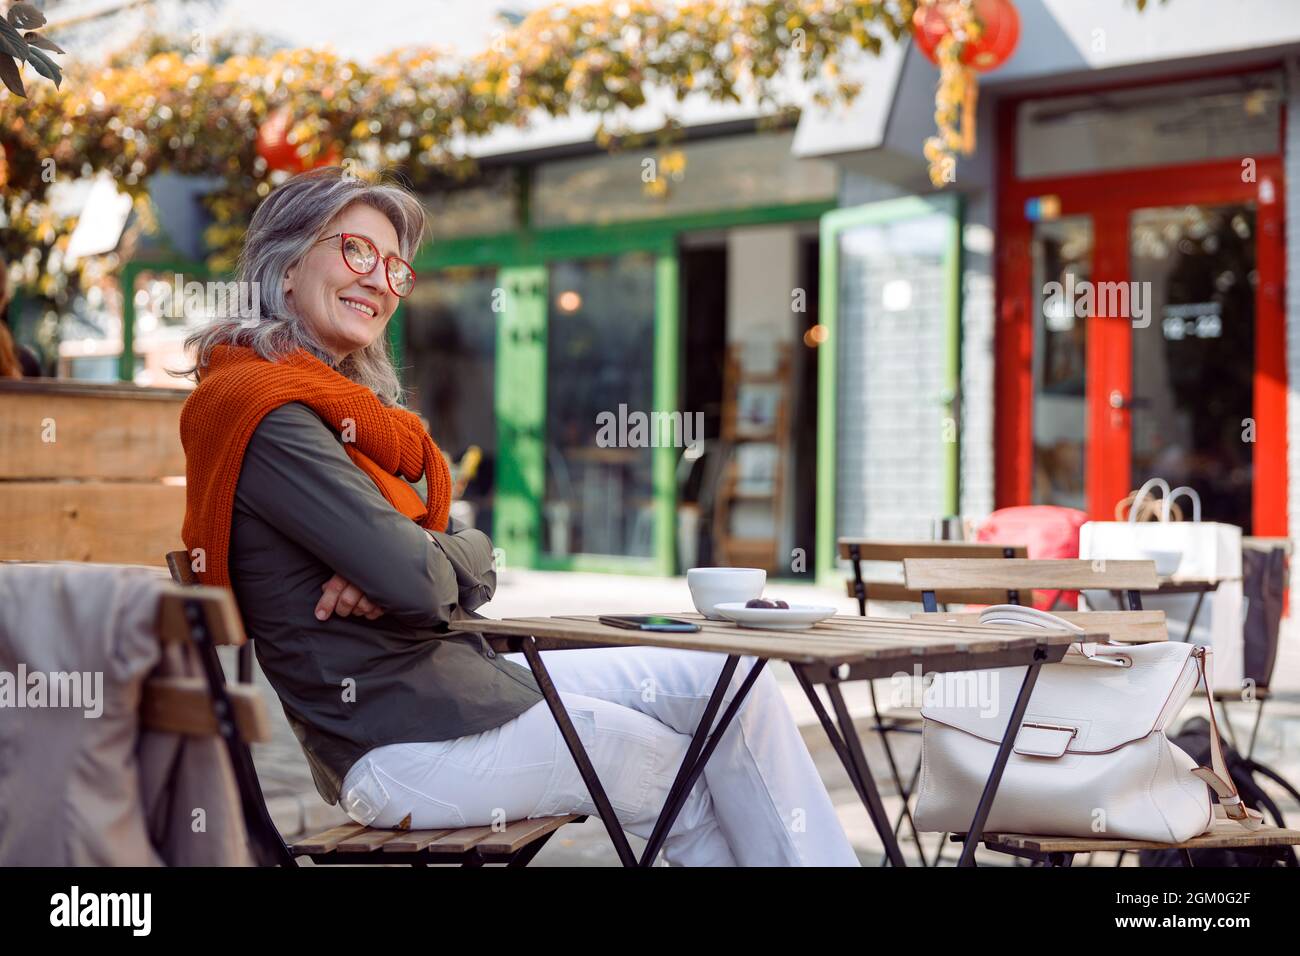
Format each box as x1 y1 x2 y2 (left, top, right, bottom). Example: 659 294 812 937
403 265 499 538
998 74 1287 534
676 225 821 579
1000 164 1286 534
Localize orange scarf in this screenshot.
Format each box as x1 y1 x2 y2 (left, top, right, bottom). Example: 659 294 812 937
179 344 451 588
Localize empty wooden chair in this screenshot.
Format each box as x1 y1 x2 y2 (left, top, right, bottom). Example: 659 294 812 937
838 539 1028 615
903 557 1160 613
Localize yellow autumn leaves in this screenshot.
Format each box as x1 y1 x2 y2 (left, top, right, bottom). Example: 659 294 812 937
4 2 929 289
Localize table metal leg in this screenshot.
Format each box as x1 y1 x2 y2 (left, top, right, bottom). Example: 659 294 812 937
520 636 638 867
957 651 1046 867
1216 696 1242 752
521 637 768 868
1246 698 1266 760
638 655 767 866
891 741 945 867
868 681 928 864
792 665 907 867
1183 590 1206 642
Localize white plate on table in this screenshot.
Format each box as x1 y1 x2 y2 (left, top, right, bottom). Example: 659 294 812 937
713 603 838 631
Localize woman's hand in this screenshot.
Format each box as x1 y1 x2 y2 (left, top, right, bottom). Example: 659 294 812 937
316 573 384 621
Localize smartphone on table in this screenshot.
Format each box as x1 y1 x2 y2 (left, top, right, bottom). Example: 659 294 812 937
597 615 701 633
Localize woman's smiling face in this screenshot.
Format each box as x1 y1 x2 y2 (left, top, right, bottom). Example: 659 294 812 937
285 202 402 362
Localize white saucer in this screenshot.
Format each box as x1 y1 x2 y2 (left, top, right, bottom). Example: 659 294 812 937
713 603 838 631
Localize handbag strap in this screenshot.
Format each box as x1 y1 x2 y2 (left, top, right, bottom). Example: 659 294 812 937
1189 646 1263 830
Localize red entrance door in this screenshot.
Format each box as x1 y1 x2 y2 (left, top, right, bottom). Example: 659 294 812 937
997 133 1286 534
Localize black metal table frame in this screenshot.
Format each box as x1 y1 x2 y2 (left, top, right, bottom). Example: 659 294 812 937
790 639 1069 867
506 633 767 867
497 616 1080 868
845 542 1026 866
801 574 1127 867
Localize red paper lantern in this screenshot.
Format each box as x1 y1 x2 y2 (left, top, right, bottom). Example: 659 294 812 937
911 4 948 66
961 0 1020 72
256 105 339 174
911 0 1020 73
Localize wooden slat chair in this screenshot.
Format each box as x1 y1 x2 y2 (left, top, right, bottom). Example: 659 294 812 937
903 557 1161 613
835 539 1028 866
913 610 1170 645
155 579 296 866
0 564 297 865
904 558 1300 867
956 816 1300 868
165 551 585 867
838 539 1029 616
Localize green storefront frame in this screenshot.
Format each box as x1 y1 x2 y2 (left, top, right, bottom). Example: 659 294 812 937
113 197 838 578
407 198 835 577
814 193 964 583
119 259 219 382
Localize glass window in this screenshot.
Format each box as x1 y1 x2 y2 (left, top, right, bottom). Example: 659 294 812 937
543 254 656 558
1030 216 1091 510
403 267 499 538
421 170 517 239
533 130 836 228
1129 203 1256 530
1017 72 1281 179
130 268 223 388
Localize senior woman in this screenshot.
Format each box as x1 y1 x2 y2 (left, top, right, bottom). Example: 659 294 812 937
178 166 857 867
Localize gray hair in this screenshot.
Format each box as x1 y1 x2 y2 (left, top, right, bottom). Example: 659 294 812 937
177 167 428 407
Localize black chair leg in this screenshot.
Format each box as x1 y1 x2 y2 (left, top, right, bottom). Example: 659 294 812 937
868 683 928 866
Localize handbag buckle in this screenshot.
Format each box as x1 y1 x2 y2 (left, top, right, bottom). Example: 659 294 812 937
1014 721 1079 758
1020 721 1079 738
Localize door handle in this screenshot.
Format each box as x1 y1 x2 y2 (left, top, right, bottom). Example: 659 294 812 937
1108 390 1151 411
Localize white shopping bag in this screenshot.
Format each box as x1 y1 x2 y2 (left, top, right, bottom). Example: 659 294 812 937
1078 479 1243 688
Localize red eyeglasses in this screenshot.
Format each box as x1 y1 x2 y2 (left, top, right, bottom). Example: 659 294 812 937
315 232 416 298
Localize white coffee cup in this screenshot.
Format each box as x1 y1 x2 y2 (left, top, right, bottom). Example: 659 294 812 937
687 567 766 620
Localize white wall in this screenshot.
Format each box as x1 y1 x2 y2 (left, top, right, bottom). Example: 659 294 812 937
986 0 1300 86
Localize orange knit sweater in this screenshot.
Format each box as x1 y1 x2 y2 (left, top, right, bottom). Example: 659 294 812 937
179 344 452 588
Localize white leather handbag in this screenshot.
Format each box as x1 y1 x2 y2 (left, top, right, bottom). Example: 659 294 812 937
913 605 1262 842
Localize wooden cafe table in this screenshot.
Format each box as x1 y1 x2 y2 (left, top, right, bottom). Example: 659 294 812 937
449 611 1105 867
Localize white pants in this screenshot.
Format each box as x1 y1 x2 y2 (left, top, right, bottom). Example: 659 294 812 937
339 646 858 866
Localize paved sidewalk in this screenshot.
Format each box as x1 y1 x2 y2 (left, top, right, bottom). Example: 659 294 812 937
238 568 1300 866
